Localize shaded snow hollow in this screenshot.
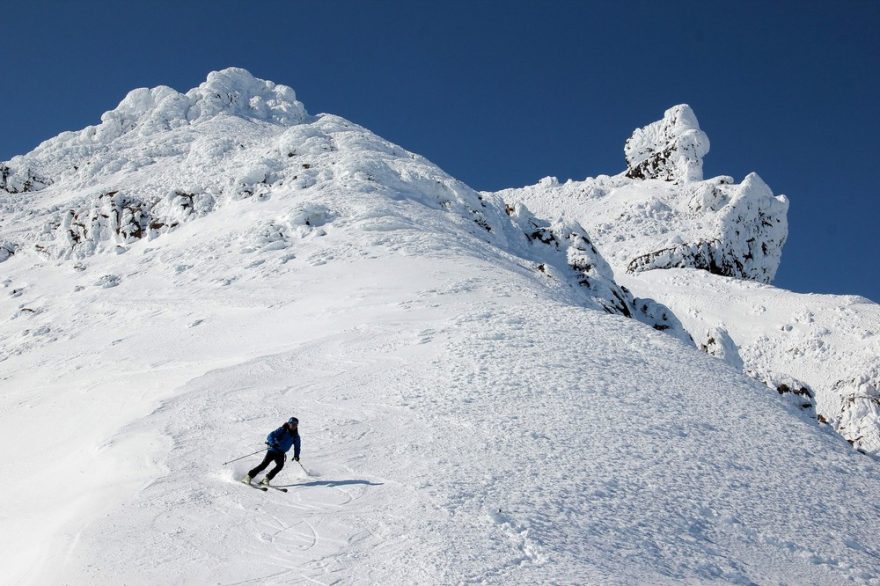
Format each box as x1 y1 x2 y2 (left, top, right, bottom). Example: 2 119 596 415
1 69 879 585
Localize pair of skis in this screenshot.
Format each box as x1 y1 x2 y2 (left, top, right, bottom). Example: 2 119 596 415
246 481 288 493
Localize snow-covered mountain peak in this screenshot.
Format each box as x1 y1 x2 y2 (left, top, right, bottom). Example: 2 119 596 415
186 67 308 125
0 70 688 338
624 104 710 183
0 68 309 197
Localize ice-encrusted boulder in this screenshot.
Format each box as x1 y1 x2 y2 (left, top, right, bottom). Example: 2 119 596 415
697 326 743 371
624 104 709 183
494 105 788 283
828 368 880 454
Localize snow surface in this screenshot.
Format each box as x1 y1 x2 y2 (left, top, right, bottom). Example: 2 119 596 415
2 69 880 584
622 268 880 455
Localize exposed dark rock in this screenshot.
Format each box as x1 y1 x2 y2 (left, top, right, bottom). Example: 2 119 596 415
0 164 52 194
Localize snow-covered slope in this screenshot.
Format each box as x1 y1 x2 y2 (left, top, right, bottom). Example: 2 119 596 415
496 104 880 456
2 70 879 585
622 269 880 454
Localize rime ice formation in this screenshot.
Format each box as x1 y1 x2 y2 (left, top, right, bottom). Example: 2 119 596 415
624 104 709 183
2 70 879 585
496 105 789 283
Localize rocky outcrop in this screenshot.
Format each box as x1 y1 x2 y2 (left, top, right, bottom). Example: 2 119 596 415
506 202 692 343
624 105 709 183
1 163 51 194
40 189 215 258
495 105 788 283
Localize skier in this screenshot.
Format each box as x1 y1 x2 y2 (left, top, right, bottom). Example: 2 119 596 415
242 417 301 486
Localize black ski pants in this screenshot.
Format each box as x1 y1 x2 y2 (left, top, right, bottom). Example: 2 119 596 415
248 450 285 480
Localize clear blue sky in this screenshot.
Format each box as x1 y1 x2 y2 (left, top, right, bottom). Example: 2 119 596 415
2 1 878 301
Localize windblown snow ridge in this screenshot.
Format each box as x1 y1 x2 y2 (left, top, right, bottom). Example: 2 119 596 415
496 105 788 283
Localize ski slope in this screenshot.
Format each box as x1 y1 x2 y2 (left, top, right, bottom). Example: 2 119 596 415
5 248 880 585
1 69 879 584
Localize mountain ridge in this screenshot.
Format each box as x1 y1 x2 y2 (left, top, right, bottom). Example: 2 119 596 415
1 68 879 584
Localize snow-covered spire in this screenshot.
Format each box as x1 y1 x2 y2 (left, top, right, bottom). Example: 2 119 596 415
624 104 709 183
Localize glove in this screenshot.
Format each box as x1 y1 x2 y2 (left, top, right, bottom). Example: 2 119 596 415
294 455 300 462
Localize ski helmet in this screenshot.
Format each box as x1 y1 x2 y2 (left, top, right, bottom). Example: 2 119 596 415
288 417 299 425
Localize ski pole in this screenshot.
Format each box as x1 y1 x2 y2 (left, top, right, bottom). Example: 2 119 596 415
223 447 267 466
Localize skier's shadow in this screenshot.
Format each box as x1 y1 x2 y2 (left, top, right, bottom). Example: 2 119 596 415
278 479 384 488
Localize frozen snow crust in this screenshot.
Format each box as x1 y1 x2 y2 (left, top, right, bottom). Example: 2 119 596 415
1 70 879 584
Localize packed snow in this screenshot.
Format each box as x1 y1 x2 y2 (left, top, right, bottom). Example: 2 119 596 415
1 69 879 585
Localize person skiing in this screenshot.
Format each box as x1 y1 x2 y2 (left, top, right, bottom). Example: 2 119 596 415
242 417 301 486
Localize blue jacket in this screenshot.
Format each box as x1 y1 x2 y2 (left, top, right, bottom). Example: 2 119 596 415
267 426 301 458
